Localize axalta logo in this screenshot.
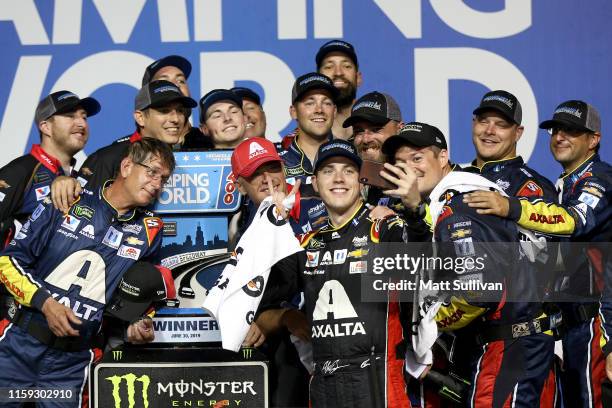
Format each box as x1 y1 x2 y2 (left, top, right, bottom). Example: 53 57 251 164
437 309 465 328
311 280 366 338
106 373 150 408
248 141 267 158
528 213 565 224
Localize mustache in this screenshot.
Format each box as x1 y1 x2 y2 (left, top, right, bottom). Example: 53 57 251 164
358 141 382 151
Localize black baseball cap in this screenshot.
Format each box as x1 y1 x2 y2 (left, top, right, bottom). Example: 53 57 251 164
342 91 402 128
473 90 522 125
314 139 362 172
382 122 448 156
316 40 359 69
106 262 177 322
135 80 197 111
291 72 339 104
231 87 261 105
35 91 101 124
141 55 192 86
198 89 244 122
539 100 601 133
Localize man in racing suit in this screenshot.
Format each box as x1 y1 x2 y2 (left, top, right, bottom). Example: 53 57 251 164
0 138 174 407
0 90 100 323
464 100 610 407
382 122 557 407
50 80 196 212
277 72 339 234
259 139 428 407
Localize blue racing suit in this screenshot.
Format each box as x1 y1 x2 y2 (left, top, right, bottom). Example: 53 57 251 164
0 183 162 407
507 153 611 407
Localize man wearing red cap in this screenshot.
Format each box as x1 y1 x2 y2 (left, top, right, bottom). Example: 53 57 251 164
231 138 309 408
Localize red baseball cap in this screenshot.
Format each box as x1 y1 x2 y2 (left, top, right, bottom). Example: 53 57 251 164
231 138 282 178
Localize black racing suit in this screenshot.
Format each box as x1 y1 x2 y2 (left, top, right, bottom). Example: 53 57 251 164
261 203 427 408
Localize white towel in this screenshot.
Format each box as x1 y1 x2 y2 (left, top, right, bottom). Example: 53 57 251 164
202 197 303 352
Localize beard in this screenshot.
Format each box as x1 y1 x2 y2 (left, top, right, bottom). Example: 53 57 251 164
334 81 357 109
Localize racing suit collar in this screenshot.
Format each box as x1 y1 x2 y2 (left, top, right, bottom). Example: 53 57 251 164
322 200 365 232
99 180 137 221
30 144 74 174
467 156 524 173
290 132 334 173
559 153 599 180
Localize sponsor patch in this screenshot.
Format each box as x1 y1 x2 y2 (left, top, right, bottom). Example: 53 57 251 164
125 236 144 246
453 237 475 257
35 185 51 201
517 180 544 197
582 186 603 197
349 261 368 274
437 205 453 224
117 245 141 260
79 224 95 239
122 223 143 234
103 226 123 249
331 231 341 240
348 248 369 259
352 235 368 247
450 228 471 239
306 251 320 267
320 251 333 266
72 204 95 220
31 204 45 221
61 215 81 232
578 192 600 209
163 222 177 236
333 249 347 265
242 276 264 297
144 217 162 245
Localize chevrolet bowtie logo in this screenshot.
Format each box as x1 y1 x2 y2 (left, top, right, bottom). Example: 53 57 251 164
450 229 471 239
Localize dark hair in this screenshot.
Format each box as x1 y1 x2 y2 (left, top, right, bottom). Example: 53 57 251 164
128 138 176 173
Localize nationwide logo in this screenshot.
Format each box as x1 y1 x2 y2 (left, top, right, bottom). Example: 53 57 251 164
528 213 566 224
122 224 143 234
353 101 382 111
106 373 150 408
483 95 514 108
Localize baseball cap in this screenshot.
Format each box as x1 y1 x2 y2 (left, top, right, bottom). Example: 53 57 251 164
382 122 448 157
473 90 522 125
35 91 101 124
232 138 282 178
314 139 362 172
231 87 261 105
291 72 339 104
135 80 197 111
539 100 601 133
106 262 178 323
141 55 192 86
199 89 244 122
315 40 359 69
342 91 402 128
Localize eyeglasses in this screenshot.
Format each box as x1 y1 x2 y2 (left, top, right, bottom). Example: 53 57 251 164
547 125 586 136
135 162 170 184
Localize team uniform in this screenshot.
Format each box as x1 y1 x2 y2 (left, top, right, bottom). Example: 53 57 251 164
0 184 162 407
261 203 425 408
506 153 611 407
432 190 557 407
276 133 332 234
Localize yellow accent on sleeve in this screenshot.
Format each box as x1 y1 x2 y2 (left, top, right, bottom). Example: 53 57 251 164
435 296 487 331
517 200 576 235
0 255 39 307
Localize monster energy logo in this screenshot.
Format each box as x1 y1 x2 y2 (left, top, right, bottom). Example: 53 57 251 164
106 374 150 408
242 347 253 359
112 350 122 361
73 205 94 220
